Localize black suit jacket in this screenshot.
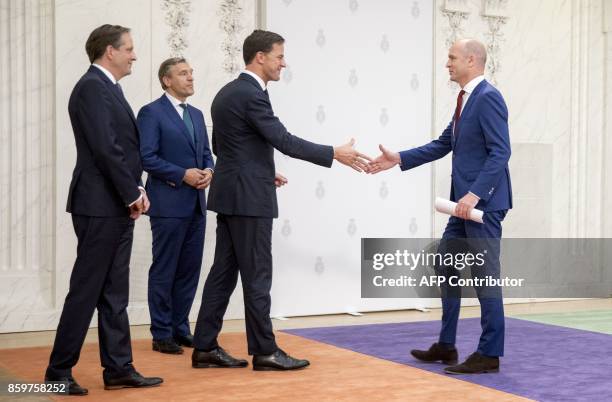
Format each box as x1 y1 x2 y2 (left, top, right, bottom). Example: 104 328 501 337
66 66 143 216
207 73 334 218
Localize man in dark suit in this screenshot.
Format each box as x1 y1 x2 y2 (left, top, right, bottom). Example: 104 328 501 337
370 39 512 374
192 30 371 371
138 58 214 355
44 25 162 394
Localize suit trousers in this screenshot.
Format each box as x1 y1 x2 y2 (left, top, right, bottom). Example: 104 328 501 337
437 210 507 357
148 209 205 340
193 214 277 355
46 215 135 379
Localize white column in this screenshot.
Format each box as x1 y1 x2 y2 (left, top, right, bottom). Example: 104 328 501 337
0 0 55 331
602 0 612 237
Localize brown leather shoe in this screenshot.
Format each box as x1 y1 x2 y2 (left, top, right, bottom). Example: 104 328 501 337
410 343 458 365
444 352 499 374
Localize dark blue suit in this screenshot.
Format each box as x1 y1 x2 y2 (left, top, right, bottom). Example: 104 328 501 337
400 79 511 357
193 73 334 355
47 66 143 381
138 94 214 341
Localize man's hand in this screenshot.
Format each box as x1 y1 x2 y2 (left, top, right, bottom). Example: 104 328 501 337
129 198 145 220
184 168 207 188
196 169 213 190
333 138 373 173
140 188 150 213
274 172 288 188
368 144 401 174
455 192 480 220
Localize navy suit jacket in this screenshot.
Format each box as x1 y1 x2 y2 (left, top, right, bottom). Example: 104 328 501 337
400 79 512 212
138 94 214 217
207 73 334 218
66 66 143 216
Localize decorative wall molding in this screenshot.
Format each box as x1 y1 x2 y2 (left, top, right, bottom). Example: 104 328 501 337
481 0 508 85
162 0 192 57
440 0 470 48
219 0 244 75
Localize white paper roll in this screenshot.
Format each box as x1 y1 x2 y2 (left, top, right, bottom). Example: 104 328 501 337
434 197 484 224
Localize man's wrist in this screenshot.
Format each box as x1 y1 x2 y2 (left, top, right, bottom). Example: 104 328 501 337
129 193 143 207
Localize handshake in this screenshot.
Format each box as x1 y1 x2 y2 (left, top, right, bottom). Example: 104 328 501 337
333 139 400 174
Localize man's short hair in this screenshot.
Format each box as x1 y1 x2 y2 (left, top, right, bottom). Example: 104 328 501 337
242 29 285 65
85 24 131 63
158 57 187 90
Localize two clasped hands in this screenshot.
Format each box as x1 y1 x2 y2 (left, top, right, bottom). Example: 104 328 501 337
285 139 479 220
129 168 214 220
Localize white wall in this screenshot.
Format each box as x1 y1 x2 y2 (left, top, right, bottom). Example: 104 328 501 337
1 0 611 332
265 0 434 316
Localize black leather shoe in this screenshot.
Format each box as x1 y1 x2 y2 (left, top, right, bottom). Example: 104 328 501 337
410 343 458 365
174 334 194 348
103 371 163 390
152 338 184 354
192 347 248 368
252 349 310 371
444 352 499 374
44 376 88 396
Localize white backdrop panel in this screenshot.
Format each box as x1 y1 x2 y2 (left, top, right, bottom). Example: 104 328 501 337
265 0 434 316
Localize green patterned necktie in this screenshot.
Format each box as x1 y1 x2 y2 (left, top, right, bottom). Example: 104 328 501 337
179 103 195 144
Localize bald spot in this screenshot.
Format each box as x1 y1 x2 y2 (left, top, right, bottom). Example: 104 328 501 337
458 39 487 68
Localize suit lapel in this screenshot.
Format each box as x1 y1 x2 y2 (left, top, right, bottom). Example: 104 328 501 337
239 73 266 92
454 80 487 149
160 94 196 154
108 83 137 125
89 67 137 125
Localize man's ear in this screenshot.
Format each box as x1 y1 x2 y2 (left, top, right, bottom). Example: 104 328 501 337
254 51 265 64
105 44 114 60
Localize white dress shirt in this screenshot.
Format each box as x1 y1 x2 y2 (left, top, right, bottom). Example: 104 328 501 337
458 74 485 116
92 63 118 84
242 69 267 91
165 91 189 118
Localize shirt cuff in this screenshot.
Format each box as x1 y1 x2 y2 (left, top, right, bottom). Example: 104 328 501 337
468 191 480 200
129 193 143 207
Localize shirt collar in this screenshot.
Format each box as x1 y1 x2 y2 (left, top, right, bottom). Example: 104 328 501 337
92 63 117 85
242 69 267 91
165 91 186 107
462 75 485 94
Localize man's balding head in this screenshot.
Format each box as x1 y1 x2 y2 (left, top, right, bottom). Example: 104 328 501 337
459 39 487 68
446 39 487 87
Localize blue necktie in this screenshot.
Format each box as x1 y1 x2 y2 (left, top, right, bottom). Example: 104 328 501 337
179 103 195 145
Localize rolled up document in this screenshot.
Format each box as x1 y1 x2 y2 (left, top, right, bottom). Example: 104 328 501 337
434 197 484 224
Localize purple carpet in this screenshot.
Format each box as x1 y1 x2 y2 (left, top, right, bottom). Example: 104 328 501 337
283 318 612 401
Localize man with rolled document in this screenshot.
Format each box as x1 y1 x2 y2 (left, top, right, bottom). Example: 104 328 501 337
369 39 511 374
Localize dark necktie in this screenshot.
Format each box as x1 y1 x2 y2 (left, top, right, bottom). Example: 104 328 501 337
179 103 196 145
453 89 466 136
115 82 124 97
